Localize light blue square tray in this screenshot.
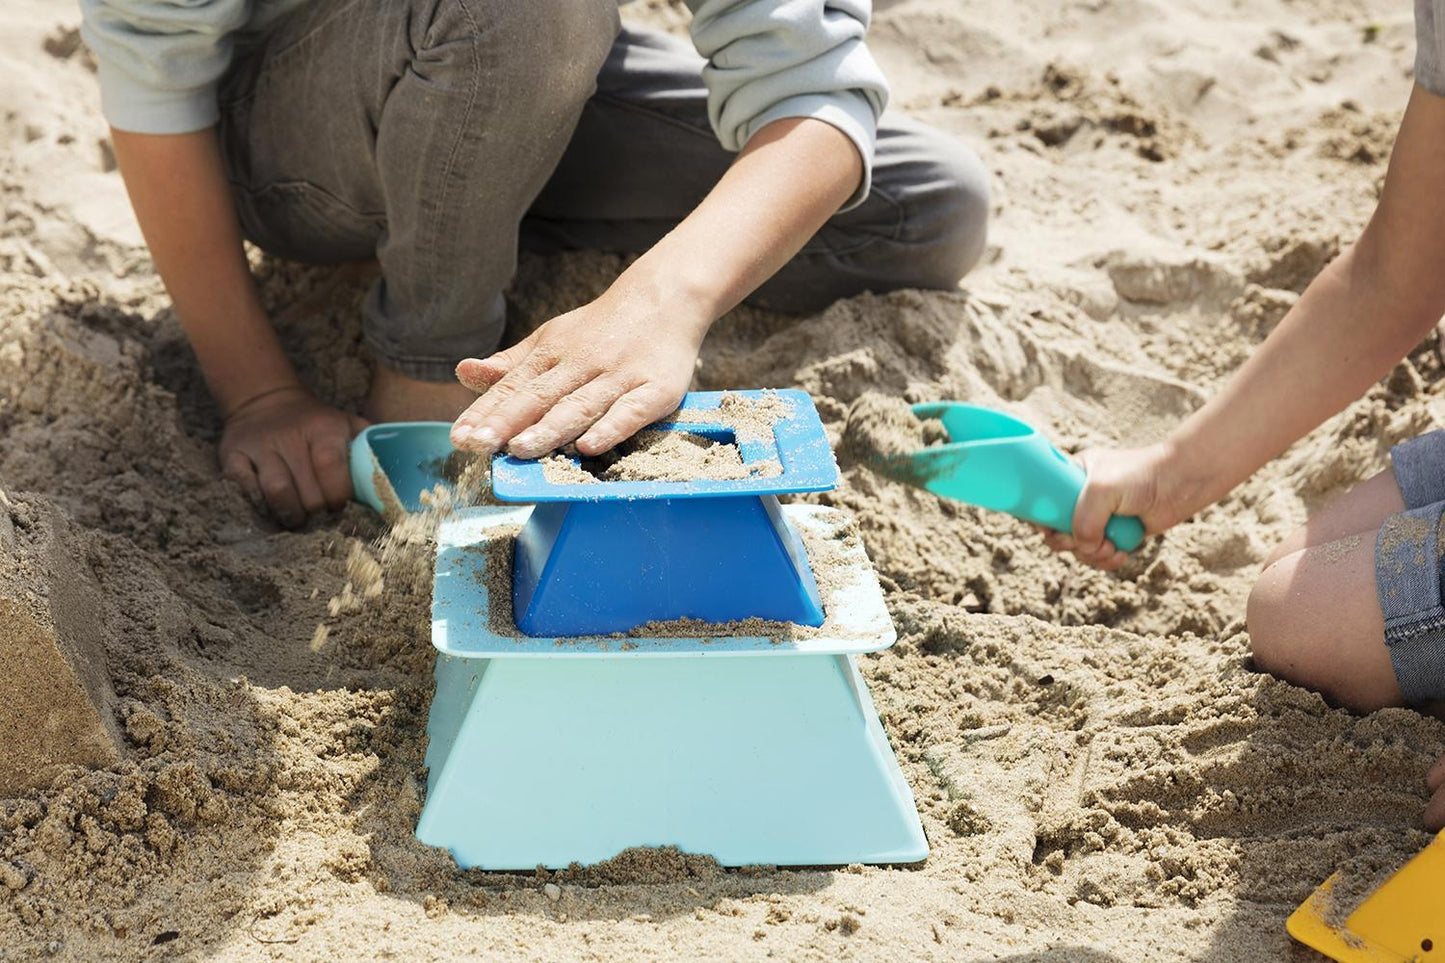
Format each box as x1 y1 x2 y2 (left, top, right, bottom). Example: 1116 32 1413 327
420 504 928 869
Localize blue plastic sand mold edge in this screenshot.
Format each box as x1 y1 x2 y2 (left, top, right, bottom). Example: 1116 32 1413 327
418 649 929 870
492 388 838 502
431 504 896 657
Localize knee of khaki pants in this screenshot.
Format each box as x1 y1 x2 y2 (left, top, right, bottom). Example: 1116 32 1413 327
901 127 992 290
413 0 620 111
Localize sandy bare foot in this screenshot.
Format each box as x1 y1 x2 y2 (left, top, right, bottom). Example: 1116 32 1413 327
363 363 478 423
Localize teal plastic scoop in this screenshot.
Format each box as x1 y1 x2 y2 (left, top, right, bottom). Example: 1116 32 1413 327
867 402 1145 553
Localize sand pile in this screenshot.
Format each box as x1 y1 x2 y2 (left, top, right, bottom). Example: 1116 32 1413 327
3 0 1444 959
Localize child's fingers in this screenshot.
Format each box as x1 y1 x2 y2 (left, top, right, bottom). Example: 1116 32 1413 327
1072 485 1115 556
456 355 513 393
576 383 678 456
1072 538 1121 570
461 362 593 453
507 376 629 459
457 334 539 393
279 445 328 517
310 434 353 510
1427 754 1445 792
222 450 264 507
1094 548 1130 571
452 355 558 451
1426 784 1445 831
254 453 305 528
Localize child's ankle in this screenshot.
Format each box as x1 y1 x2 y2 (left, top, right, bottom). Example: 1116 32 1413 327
364 363 477 423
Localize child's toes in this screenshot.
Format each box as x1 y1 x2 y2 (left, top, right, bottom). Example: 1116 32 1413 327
1428 754 1445 792
1426 785 1445 831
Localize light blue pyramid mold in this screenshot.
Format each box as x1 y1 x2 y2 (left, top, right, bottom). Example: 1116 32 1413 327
349 392 929 869
422 505 927 869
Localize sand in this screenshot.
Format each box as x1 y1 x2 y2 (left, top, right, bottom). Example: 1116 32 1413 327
2 0 1445 959
840 392 951 462
539 393 792 483
544 430 748 484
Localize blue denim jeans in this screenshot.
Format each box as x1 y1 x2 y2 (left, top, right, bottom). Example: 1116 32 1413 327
1379 429 1445 703
217 0 990 381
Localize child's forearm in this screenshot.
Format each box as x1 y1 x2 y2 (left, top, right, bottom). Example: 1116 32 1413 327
450 115 864 457
606 116 863 328
1163 246 1430 507
111 128 300 416
1162 86 1445 510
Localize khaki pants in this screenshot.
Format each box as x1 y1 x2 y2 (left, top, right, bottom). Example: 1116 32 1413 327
218 0 989 381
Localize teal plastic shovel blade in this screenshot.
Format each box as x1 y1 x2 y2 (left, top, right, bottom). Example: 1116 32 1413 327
349 422 456 515
871 403 1145 553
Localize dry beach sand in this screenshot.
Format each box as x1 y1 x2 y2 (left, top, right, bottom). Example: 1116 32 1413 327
3 0 1445 959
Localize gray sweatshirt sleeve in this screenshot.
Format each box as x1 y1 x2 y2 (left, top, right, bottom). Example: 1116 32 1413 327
687 0 888 209
1418 0 1445 96
80 0 252 134
81 0 889 208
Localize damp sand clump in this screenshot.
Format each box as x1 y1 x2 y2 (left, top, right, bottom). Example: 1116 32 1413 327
839 393 950 463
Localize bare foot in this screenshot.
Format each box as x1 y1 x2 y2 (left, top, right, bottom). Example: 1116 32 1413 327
364 363 477 423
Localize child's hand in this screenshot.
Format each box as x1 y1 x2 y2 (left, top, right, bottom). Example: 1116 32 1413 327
1043 443 1202 570
219 385 368 527
449 293 709 459
1428 754 1445 831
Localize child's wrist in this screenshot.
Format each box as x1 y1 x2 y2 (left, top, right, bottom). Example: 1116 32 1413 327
607 258 720 337
1155 429 1234 516
212 369 306 420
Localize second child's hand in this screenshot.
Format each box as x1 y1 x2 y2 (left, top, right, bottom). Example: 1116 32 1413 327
1050 85 1445 570
220 385 368 528
1045 443 1212 570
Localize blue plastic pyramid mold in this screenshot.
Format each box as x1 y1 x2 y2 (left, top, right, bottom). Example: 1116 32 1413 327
422 504 927 868
350 391 929 870
493 390 838 636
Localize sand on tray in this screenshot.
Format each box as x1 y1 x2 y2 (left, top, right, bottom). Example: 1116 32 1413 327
543 429 758 484
540 393 792 484
3 0 1445 960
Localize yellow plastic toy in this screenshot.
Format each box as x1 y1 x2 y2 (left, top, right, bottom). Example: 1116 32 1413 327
1287 831 1444 961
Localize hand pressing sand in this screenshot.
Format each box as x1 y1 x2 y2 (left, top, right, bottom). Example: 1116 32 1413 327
838 392 951 463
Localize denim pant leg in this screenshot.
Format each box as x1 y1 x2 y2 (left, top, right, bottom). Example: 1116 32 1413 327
218 0 620 381
523 26 991 314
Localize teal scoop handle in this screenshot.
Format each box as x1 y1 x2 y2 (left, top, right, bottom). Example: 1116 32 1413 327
874 403 1145 553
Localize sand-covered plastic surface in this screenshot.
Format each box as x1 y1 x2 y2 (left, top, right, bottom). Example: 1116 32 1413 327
540 394 789 484
3 0 1444 959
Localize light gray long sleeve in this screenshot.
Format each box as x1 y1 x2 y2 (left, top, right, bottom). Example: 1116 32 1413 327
79 0 889 205
1417 0 1445 96
80 0 259 134
686 0 888 205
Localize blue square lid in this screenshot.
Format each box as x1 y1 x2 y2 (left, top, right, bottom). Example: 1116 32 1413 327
490 389 838 502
